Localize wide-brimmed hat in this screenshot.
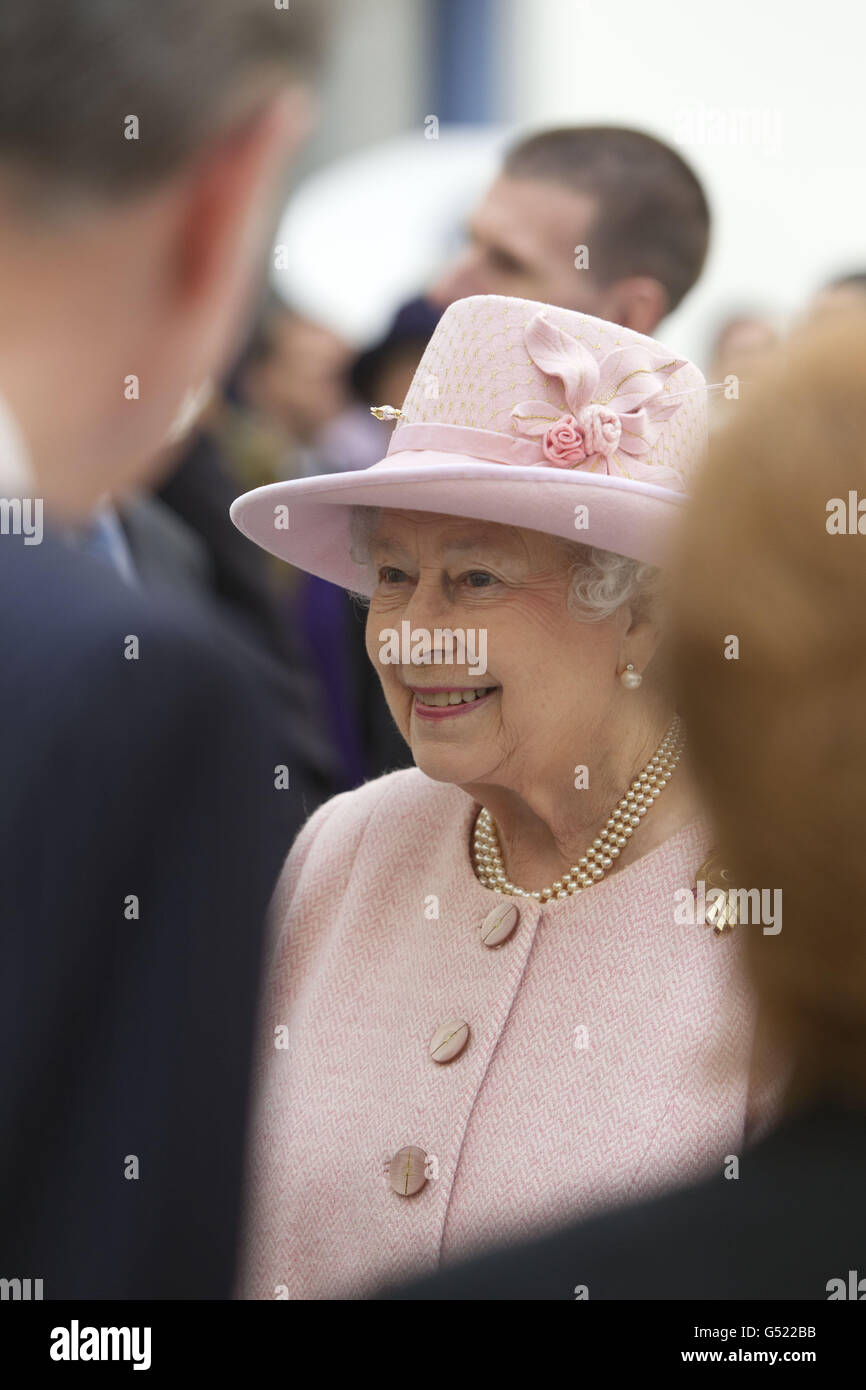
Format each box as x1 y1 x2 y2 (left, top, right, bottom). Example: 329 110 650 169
230 294 707 593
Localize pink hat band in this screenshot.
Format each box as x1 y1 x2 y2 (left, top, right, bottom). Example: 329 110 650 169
382 422 542 468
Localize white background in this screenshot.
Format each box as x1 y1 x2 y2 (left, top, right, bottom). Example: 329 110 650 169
505 0 866 361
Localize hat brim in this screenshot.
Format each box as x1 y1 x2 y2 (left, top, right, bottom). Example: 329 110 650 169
230 450 687 595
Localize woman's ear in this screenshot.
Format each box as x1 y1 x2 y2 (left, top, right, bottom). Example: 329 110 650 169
619 609 665 676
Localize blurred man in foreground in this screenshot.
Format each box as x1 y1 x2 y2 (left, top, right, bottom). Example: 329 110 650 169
0 0 325 1297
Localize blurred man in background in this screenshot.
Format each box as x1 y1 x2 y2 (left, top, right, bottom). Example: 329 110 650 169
431 125 711 334
707 311 780 385
234 300 355 478
0 0 327 1297
807 269 866 322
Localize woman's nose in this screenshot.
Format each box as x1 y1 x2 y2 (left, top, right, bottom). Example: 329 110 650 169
401 573 452 626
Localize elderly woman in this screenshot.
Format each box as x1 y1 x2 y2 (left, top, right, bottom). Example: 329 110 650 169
383 306 866 1303
231 294 779 1299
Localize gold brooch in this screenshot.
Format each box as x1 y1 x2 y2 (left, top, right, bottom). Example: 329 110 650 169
695 851 738 935
370 404 406 421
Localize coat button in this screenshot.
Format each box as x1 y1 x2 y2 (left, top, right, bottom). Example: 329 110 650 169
480 901 520 947
429 1019 470 1063
389 1145 428 1196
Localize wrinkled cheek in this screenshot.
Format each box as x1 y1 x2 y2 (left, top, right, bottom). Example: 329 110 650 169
364 612 413 737
365 610 391 668
492 693 519 750
497 686 538 755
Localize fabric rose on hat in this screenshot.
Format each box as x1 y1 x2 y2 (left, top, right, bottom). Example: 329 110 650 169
512 311 686 477
541 415 588 466
540 406 622 467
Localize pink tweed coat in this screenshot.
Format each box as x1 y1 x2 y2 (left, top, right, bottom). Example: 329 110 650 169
238 767 780 1300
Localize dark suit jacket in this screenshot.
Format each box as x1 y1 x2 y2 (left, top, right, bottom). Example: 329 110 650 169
144 434 339 801
0 528 315 1298
155 430 295 668
381 1096 866 1300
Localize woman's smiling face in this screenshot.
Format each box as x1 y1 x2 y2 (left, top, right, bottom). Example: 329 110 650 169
364 510 628 795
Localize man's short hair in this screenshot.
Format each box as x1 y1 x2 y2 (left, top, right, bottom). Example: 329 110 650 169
0 0 326 207
503 126 710 314
825 270 866 293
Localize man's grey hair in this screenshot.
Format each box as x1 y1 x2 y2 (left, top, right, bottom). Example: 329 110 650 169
348 505 661 623
0 0 326 209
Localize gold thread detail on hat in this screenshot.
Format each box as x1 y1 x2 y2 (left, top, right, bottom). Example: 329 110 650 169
370 405 406 421
595 360 681 406
512 410 561 425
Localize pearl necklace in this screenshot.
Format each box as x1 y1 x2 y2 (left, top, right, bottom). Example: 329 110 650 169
471 715 685 901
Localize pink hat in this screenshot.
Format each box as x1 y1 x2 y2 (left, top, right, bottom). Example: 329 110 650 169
230 294 707 593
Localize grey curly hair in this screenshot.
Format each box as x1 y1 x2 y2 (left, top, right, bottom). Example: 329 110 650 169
347 506 661 623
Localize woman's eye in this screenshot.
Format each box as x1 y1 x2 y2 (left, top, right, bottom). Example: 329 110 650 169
378 566 406 585
464 571 496 588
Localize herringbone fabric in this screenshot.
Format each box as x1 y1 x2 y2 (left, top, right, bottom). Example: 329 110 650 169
238 768 781 1300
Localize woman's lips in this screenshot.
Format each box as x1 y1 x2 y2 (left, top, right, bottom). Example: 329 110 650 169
411 686 498 721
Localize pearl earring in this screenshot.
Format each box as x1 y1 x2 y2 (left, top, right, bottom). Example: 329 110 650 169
620 663 642 690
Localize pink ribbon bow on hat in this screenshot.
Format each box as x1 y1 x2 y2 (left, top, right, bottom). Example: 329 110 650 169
511 311 687 475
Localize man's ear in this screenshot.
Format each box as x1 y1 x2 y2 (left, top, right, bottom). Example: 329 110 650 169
599 277 669 336
171 85 312 309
